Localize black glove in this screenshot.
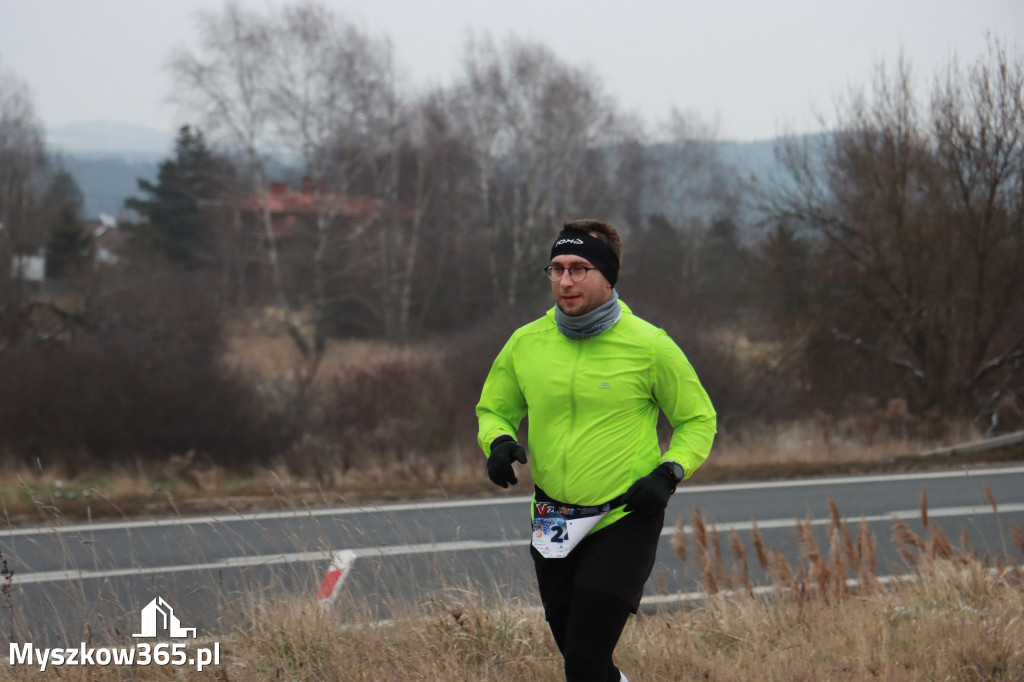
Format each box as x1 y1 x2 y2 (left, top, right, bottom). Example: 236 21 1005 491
487 435 527 488
623 463 681 516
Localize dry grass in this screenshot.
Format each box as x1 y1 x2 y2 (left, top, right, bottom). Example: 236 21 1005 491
708 416 981 470
222 309 442 391
623 560 1024 681
0 442 497 527
225 492 1023 681
5 494 1023 680
655 490 1024 681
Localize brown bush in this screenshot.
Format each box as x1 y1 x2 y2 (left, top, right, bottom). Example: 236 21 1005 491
0 274 297 469
320 357 462 456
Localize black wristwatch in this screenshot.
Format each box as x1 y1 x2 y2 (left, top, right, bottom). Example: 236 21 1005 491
663 460 685 483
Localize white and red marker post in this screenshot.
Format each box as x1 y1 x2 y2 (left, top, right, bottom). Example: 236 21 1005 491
316 549 356 606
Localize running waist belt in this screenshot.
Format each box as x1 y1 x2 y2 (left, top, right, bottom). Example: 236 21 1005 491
532 486 628 558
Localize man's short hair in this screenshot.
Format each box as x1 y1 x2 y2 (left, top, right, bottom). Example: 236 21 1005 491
560 219 622 264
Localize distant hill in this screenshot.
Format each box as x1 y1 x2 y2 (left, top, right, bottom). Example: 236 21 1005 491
719 138 785 183
46 122 173 219
46 120 804 222
53 153 158 219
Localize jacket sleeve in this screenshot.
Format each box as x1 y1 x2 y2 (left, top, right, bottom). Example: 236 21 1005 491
651 332 717 478
475 336 528 454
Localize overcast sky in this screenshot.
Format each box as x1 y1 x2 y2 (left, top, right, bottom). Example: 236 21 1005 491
2 0 1022 142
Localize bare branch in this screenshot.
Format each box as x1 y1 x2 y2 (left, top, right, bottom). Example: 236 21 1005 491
832 330 927 382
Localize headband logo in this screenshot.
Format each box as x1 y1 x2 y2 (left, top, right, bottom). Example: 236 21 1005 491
555 238 584 246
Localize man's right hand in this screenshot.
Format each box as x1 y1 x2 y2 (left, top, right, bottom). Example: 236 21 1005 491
487 435 528 488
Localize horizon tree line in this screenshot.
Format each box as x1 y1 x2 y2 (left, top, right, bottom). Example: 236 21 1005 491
1 6 1021 464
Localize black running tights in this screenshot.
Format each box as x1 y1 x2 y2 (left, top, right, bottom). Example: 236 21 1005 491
545 586 631 682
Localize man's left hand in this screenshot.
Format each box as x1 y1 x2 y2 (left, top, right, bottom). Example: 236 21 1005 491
622 463 680 516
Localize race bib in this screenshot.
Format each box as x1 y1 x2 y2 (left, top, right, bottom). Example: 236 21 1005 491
531 501 607 559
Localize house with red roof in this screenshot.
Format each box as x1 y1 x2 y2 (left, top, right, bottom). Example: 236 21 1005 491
237 179 410 303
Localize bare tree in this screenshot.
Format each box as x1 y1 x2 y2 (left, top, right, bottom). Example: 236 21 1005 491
0 60 47 344
641 110 742 291
169 2 299 342
766 41 1024 423
456 35 628 308
265 1 399 348
931 38 1024 427
399 87 481 335
172 1 410 348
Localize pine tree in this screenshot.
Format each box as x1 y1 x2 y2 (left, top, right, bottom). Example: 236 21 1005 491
44 171 92 279
126 125 233 270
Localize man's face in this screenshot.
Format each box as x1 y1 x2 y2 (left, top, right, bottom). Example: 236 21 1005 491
550 253 613 317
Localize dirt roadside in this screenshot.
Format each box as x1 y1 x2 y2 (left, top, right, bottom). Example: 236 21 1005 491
4 439 1021 529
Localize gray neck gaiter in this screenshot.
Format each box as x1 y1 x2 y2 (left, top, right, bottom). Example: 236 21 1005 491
555 289 622 340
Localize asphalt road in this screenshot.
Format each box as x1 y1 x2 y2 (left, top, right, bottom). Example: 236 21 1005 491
3 464 1023 649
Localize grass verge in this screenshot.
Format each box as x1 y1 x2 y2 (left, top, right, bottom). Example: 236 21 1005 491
3 423 1022 528
3 485 1023 680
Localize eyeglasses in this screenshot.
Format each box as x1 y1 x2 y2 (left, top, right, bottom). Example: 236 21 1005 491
544 264 597 282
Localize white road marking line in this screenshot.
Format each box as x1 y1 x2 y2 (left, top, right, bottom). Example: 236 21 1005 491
6 465 1023 538
0 496 527 537
680 465 1024 492
661 503 1024 535
9 538 526 585
12 503 1024 586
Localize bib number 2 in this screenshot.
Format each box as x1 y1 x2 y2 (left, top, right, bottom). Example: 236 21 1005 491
532 509 605 559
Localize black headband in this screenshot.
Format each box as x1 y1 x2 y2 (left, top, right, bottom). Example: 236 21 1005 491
550 229 619 287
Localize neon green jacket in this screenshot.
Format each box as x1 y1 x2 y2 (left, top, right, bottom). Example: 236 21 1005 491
476 301 716 533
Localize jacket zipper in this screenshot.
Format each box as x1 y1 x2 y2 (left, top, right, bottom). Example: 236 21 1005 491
562 341 584 501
